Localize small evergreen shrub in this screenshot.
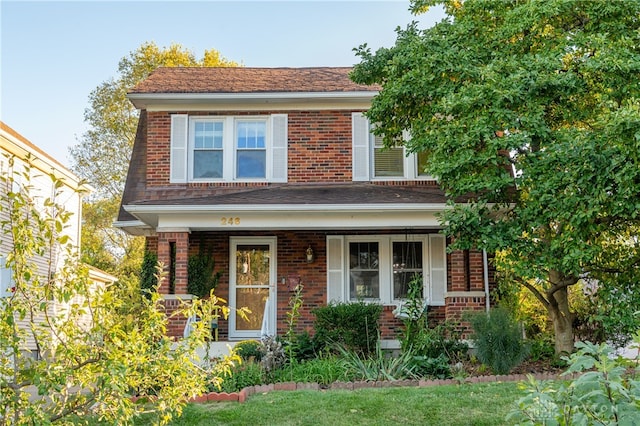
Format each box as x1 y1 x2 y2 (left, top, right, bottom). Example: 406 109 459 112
468 307 529 375
187 253 221 298
313 302 382 356
139 251 158 294
290 331 321 362
234 340 261 361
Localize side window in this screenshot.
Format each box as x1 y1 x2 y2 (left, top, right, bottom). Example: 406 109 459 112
373 134 404 178
352 113 433 181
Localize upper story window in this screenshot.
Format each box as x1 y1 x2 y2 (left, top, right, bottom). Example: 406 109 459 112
352 112 433 181
170 114 287 184
236 120 267 178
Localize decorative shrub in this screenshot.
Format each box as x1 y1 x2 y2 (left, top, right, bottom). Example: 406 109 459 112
139 251 158 294
335 341 417 381
409 354 452 379
290 331 321 362
313 302 382 356
259 336 286 375
468 307 529 375
234 340 262 361
187 253 221 298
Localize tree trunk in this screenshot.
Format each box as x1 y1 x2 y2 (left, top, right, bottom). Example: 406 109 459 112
547 277 575 355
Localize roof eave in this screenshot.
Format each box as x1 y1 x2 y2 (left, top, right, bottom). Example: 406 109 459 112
127 91 379 110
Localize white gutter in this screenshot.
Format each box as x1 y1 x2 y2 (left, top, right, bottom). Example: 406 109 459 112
483 249 490 313
123 203 450 214
127 91 379 109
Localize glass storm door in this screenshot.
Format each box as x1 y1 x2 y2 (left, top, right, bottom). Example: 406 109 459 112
229 237 276 339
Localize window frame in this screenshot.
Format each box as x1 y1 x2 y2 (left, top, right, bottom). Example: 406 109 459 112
352 113 434 182
187 115 272 182
369 127 432 181
344 234 432 304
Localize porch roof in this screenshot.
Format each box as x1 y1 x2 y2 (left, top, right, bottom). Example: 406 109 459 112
116 184 453 235
129 183 448 206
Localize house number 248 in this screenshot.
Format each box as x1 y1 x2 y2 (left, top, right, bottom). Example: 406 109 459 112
220 217 240 225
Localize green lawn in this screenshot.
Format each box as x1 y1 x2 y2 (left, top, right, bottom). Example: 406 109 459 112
148 381 524 426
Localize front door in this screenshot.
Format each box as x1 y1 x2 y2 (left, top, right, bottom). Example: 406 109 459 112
229 237 277 339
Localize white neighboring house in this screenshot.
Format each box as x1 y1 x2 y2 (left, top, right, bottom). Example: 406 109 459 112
0 121 116 357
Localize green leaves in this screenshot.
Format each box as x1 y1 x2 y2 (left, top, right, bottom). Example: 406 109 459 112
353 0 640 353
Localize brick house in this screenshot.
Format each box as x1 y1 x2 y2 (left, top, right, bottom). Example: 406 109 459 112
116 67 494 344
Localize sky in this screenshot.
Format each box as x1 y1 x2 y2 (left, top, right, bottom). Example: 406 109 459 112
1 1 445 169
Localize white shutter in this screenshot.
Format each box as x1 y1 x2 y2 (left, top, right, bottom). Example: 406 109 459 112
270 114 288 182
352 112 370 181
170 114 189 183
326 236 345 303
429 234 446 305
0 256 14 298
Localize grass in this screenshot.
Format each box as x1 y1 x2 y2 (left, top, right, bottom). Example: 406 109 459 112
137 381 524 425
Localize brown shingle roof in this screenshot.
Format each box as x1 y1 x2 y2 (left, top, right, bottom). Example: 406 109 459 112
129 67 379 94
127 183 449 208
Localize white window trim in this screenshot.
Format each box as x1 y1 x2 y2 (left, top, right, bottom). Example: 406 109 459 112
352 113 435 182
338 234 445 305
189 116 272 182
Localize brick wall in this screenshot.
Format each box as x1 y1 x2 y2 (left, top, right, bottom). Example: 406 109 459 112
150 230 496 340
157 231 189 294
145 110 359 188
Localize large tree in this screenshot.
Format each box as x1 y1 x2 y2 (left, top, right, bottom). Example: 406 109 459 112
352 0 640 354
70 42 239 275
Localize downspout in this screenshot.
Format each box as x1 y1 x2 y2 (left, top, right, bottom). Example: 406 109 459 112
483 250 490 313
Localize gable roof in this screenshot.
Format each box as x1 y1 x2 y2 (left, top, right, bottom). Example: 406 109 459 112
129 67 379 95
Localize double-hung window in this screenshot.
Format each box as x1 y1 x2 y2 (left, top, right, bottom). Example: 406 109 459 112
327 234 447 306
352 112 433 181
236 120 266 178
193 120 224 179
170 114 287 183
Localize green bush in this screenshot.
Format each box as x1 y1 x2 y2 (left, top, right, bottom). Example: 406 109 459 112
468 307 529 375
234 340 261 361
403 321 469 362
218 361 264 393
290 331 321 362
409 354 452 379
313 302 382 356
139 251 158 294
187 253 221 298
508 338 640 425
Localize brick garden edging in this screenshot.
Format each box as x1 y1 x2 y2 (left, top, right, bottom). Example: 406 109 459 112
193 372 576 404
